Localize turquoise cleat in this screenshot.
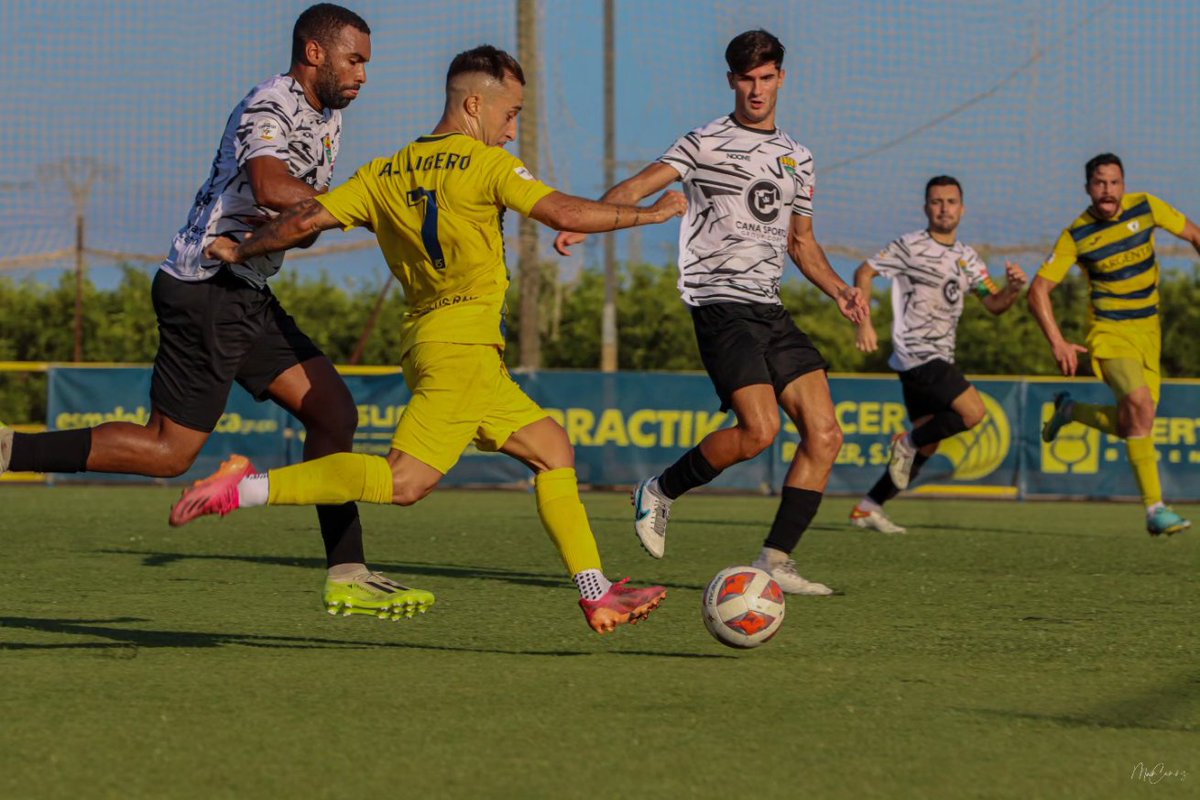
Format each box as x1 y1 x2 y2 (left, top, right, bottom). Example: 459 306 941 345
1147 506 1191 537
1041 391 1074 443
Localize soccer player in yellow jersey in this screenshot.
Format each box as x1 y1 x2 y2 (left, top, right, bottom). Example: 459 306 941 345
1030 153 1200 536
171 45 688 634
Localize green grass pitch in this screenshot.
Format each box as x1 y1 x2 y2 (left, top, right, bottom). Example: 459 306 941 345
1 487 1196 798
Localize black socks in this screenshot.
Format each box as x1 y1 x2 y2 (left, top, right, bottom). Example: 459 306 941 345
317 503 367 568
910 411 968 449
764 487 823 554
9 429 93 473
658 446 722 500
866 452 932 504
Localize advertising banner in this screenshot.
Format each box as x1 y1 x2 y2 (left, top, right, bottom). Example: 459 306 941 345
44 366 1200 501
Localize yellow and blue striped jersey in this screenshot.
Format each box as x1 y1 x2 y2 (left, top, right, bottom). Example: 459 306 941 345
1039 192 1185 327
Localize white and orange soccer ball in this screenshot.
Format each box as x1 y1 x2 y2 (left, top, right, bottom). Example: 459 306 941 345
701 566 786 649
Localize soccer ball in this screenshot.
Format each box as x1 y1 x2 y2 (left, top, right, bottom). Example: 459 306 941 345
701 566 785 649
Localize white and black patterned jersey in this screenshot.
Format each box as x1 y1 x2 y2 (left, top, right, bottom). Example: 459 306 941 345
659 115 815 307
868 229 997 372
160 74 341 286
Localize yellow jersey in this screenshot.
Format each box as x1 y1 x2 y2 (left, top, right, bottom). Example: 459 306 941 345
1039 192 1185 329
317 133 555 355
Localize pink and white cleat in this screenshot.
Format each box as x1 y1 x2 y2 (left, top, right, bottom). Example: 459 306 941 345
169 455 256 527
579 578 667 634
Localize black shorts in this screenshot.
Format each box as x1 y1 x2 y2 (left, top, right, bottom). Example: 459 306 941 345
150 269 324 432
898 359 972 420
691 302 828 411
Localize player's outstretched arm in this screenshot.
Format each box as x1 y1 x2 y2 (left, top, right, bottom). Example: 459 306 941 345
205 199 343 265
531 190 686 235
552 163 681 256
1027 274 1086 376
853 262 879 352
788 215 868 325
1172 217 1200 257
980 261 1028 315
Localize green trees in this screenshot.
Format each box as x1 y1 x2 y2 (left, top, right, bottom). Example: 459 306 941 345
0 262 1195 424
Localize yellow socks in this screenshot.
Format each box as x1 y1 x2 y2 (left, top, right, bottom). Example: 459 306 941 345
1070 403 1119 435
268 453 394 506
535 468 603 575
1126 436 1162 507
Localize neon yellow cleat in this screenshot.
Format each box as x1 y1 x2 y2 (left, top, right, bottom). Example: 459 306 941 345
323 572 435 621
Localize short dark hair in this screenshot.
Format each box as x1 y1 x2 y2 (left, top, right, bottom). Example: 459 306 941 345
1085 153 1123 183
725 29 785 74
925 175 963 200
291 4 370 65
447 45 526 86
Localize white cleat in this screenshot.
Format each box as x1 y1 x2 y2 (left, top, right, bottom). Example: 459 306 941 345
631 477 672 559
850 507 907 534
751 555 834 596
887 432 917 490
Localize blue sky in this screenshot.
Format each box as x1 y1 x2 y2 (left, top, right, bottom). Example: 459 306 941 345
2 0 1198 289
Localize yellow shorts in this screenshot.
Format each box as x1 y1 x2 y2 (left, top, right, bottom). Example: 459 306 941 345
1087 321 1161 403
391 342 548 474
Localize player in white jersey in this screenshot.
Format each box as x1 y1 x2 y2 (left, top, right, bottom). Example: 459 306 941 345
0 5 427 619
849 176 1026 532
555 30 869 595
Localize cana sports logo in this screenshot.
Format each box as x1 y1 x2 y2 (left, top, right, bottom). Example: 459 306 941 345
942 276 962 305
746 180 782 223
937 391 1011 480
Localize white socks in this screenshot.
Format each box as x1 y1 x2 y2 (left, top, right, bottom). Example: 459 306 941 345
237 474 269 508
573 569 612 601
327 563 370 581
758 546 788 567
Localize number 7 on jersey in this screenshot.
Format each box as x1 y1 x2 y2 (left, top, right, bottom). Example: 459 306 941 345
406 188 446 270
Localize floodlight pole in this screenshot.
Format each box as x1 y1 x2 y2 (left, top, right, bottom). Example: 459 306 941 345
39 158 114 362
74 212 85 362
517 0 542 368
600 0 618 372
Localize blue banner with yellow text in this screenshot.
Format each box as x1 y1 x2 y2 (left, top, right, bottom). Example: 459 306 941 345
43 366 1200 501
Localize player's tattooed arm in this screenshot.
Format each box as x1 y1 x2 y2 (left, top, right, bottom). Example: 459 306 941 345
531 189 685 234
205 199 341 264
553 162 680 255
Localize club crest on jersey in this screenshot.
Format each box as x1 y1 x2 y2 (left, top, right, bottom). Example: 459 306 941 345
322 134 335 164
1127 220 1141 233
746 180 782 224
778 156 797 176
256 118 280 142
943 276 962 305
